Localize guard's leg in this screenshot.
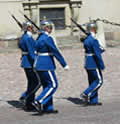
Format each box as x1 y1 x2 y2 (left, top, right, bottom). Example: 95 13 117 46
89 69 103 104
20 69 40 104
41 79 54 111
90 92 98 104
80 70 93 102
43 98 54 111
25 69 35 106
88 70 98 104
24 69 39 110
35 70 58 113
82 69 103 105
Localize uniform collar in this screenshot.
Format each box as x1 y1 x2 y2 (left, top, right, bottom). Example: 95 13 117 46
90 32 96 38
44 31 49 35
27 31 32 37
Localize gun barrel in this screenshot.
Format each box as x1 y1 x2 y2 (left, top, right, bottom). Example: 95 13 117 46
8 11 23 29
19 10 40 31
71 18 89 36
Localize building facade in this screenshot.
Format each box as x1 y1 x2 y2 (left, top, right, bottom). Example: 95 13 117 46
22 0 82 37
0 0 120 40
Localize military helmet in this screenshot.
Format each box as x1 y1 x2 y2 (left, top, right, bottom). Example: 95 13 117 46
23 21 32 31
40 20 53 30
87 22 98 32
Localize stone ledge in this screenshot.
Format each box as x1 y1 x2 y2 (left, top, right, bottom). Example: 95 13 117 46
105 32 120 41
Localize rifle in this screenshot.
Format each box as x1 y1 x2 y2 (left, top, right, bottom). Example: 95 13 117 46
70 17 90 36
8 11 23 30
19 10 40 31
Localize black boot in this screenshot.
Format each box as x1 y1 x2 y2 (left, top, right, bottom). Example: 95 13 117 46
80 93 89 103
32 101 43 115
43 110 59 114
23 103 36 112
19 96 26 105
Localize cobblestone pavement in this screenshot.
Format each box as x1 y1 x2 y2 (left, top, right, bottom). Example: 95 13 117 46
0 46 120 124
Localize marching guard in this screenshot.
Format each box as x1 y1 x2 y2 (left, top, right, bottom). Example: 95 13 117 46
19 21 39 111
80 22 105 106
32 20 69 114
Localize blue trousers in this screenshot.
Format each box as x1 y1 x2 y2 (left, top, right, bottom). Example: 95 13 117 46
23 68 39 105
36 70 58 111
84 68 103 104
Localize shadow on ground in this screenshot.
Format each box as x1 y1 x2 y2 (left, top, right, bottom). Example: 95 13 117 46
56 97 84 105
7 100 24 108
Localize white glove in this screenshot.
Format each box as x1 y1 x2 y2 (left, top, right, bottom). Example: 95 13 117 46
64 65 70 71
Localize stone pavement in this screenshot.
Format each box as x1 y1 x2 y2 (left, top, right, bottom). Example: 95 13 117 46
0 45 120 124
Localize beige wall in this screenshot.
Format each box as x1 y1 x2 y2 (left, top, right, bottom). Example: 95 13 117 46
0 0 24 36
79 0 120 32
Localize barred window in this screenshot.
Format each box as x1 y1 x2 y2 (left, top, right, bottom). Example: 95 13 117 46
40 8 65 30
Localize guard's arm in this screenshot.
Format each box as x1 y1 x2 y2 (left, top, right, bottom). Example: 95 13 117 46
25 37 35 60
93 39 105 70
45 36 67 68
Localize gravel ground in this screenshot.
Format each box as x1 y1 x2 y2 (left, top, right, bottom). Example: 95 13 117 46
0 46 120 124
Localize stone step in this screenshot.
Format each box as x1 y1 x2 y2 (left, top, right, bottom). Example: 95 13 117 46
56 35 80 45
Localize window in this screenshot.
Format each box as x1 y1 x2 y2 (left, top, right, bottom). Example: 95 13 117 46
40 8 65 30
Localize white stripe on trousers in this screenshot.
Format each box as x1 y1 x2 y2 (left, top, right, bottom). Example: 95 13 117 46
48 71 56 88
39 70 56 103
88 69 102 96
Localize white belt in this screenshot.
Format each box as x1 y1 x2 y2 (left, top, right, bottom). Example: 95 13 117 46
37 52 52 56
85 53 95 56
22 52 28 55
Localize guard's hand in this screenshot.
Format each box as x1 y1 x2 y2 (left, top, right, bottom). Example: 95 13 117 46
64 65 70 71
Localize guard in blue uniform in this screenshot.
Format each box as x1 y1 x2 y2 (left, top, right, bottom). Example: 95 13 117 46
19 22 30 103
80 22 105 106
19 21 40 111
32 20 69 114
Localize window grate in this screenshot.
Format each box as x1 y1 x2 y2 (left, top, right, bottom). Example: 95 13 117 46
40 8 65 30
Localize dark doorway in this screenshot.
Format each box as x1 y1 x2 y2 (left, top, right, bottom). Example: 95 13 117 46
40 8 65 30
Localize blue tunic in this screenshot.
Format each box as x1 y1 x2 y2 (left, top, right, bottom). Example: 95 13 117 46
34 32 67 71
19 32 35 68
